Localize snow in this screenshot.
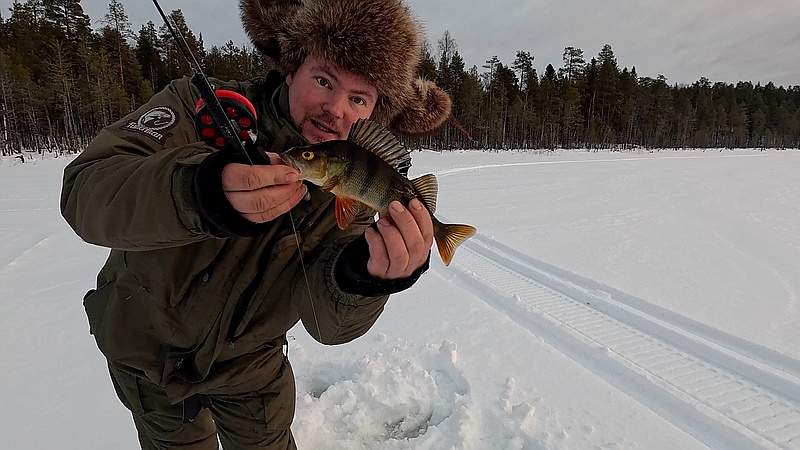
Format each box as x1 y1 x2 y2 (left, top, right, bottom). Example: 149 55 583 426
2 148 800 449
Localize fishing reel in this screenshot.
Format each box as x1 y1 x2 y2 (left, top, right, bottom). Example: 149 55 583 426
194 89 269 165
195 90 257 151
153 0 266 166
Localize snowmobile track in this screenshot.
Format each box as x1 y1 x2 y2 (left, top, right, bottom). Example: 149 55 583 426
438 233 800 450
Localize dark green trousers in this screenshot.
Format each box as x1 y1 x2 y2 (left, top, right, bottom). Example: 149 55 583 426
108 357 297 450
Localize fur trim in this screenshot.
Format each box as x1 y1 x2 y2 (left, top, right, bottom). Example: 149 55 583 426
239 0 451 136
388 78 452 136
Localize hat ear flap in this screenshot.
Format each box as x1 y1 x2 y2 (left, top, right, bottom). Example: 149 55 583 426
389 78 452 136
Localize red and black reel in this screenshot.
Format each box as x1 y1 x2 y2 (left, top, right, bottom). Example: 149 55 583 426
194 90 258 152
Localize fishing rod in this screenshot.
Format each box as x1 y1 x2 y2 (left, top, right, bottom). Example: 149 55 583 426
151 1 326 349
151 0 265 165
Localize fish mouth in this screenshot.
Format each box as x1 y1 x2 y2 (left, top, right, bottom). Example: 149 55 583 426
278 153 297 170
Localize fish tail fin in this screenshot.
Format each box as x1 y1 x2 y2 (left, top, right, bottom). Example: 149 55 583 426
433 221 477 266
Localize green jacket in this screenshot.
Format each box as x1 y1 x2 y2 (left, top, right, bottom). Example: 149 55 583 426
61 74 400 404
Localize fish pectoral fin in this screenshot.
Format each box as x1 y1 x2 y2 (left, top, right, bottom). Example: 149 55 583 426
411 174 439 213
434 223 477 266
321 176 340 193
334 196 363 230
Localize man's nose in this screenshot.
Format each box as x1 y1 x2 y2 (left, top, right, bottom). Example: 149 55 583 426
323 93 347 119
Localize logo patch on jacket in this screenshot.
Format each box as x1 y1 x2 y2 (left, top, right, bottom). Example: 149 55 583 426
123 106 179 144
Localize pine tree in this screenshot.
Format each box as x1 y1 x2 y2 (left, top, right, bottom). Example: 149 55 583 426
46 39 78 152
510 51 536 147
158 9 201 81
136 21 167 91
435 31 459 95
417 40 437 80
42 0 92 48
101 0 132 87
561 47 585 83
595 44 620 146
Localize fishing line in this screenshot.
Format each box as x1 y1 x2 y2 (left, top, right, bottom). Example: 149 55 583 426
289 208 327 360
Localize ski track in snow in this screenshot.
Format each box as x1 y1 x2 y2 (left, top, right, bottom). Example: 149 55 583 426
432 151 794 178
435 231 800 450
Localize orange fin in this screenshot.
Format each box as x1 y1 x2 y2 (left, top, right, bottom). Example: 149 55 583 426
434 223 477 266
411 174 438 214
335 196 363 230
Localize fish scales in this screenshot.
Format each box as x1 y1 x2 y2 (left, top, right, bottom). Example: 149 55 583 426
342 148 406 211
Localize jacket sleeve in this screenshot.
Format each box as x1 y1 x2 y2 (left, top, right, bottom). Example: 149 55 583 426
60 77 220 251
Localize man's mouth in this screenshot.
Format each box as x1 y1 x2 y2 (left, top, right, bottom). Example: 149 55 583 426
310 118 339 136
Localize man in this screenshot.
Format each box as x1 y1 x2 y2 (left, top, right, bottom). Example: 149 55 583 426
60 0 450 448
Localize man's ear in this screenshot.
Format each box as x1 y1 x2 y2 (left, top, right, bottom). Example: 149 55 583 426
285 71 295 87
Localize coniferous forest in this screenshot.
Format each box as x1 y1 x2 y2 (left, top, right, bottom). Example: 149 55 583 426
1 0 798 156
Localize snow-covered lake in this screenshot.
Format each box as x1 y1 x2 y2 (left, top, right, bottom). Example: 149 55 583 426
2 148 799 449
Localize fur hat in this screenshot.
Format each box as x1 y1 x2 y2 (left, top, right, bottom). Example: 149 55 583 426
239 0 451 136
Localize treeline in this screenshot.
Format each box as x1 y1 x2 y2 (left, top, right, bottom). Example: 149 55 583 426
422 32 800 150
0 1 798 156
0 0 269 156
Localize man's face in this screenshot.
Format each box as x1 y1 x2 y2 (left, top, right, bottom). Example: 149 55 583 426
286 56 378 144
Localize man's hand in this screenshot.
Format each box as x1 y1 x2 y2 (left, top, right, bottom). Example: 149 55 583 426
221 153 307 223
364 198 434 280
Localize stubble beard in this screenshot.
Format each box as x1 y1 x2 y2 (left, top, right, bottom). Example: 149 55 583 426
297 114 344 144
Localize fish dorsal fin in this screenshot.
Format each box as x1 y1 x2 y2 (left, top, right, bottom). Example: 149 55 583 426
411 174 438 214
348 119 411 175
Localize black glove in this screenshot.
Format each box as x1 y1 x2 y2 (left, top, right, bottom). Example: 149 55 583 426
335 224 430 297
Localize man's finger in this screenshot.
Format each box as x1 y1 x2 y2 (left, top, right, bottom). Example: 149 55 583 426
365 227 390 279
225 183 304 214
377 218 410 277
222 163 300 192
238 184 308 223
387 201 428 267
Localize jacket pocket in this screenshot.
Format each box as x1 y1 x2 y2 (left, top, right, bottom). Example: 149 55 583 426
121 239 228 308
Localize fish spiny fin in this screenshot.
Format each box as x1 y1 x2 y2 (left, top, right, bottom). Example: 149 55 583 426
434 223 477 266
348 119 411 175
411 174 438 214
334 196 363 230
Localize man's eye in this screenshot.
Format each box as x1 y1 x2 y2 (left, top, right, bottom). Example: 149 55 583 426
315 77 330 87
352 97 366 106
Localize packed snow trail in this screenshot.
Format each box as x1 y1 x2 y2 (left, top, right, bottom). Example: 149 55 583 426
437 231 800 450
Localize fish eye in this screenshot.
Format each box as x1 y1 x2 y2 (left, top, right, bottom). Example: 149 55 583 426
302 151 314 161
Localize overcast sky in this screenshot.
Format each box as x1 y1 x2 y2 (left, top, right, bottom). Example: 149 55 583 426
3 0 798 87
